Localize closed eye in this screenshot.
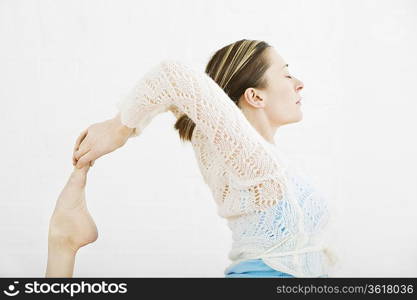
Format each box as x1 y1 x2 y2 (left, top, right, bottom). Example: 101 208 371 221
286 75 293 79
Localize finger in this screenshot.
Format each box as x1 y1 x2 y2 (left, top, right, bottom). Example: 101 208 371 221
73 129 88 153
76 150 97 169
73 151 77 165
75 149 91 169
73 129 88 165
74 146 91 161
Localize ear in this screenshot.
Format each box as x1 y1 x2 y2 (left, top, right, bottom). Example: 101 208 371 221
242 87 266 108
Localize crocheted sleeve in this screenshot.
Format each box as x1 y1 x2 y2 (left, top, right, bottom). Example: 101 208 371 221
116 60 285 186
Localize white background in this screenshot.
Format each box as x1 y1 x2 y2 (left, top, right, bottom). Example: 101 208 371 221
0 0 416 277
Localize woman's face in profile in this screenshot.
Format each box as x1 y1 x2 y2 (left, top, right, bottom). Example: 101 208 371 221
260 47 305 126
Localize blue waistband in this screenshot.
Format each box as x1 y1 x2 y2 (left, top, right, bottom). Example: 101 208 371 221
224 258 295 278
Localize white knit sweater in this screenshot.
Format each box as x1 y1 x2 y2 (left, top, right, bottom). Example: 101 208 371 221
116 60 339 277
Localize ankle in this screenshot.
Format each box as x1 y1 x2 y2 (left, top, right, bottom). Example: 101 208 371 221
48 234 79 255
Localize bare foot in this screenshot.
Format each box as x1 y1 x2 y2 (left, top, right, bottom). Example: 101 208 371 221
48 165 98 253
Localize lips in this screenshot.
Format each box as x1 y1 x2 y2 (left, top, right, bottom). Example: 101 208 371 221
296 98 302 104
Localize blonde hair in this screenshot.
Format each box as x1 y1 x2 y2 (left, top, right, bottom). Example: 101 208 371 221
174 39 271 142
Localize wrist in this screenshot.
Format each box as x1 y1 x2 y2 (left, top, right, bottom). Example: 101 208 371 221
113 113 135 137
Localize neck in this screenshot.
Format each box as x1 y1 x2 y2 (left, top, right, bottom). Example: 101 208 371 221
241 107 277 145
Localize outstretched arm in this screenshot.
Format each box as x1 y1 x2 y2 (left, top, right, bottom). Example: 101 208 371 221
75 60 284 184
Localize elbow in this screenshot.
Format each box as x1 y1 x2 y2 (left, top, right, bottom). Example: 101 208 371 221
157 59 191 75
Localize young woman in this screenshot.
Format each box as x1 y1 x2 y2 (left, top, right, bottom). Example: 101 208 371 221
58 39 338 278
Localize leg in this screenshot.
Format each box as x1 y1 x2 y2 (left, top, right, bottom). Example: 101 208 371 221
46 165 98 277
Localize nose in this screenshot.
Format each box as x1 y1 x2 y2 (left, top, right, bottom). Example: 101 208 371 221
295 78 304 92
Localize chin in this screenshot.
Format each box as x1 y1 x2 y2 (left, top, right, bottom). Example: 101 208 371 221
287 114 303 125
294 111 303 122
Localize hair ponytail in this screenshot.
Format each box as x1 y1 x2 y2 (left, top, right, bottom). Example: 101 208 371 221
174 39 271 142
